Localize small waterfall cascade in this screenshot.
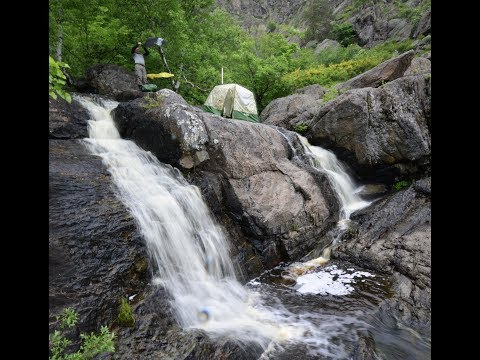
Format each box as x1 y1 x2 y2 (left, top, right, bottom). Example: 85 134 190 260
276 131 371 273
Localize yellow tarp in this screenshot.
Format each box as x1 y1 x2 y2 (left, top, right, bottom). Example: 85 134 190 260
147 72 175 79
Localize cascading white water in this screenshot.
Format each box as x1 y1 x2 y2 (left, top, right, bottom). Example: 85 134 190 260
273 133 371 276
297 135 370 225
76 95 365 358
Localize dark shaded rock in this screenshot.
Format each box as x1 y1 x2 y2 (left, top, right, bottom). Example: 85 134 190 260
115 89 148 102
49 139 150 337
338 50 415 91
308 74 431 183
114 286 264 359
49 97 90 139
333 178 431 332
356 183 389 201
85 64 138 99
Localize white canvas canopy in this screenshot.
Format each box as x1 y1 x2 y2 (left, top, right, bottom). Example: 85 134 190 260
203 84 259 122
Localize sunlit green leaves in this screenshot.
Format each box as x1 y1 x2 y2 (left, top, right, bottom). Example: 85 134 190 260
49 56 72 103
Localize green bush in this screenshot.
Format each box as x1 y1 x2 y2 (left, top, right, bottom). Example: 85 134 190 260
278 39 415 96
315 44 364 66
393 180 411 191
293 123 310 135
49 307 115 360
331 22 357 46
49 56 72 103
322 86 341 102
267 20 277 33
117 298 135 327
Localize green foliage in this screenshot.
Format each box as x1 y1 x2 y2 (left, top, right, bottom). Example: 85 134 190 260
49 308 115 360
331 22 357 47
49 56 72 103
393 180 411 191
303 0 333 43
48 0 421 115
279 39 415 96
395 2 421 24
322 86 341 102
78 326 116 358
267 20 277 33
57 307 79 329
395 0 430 25
315 44 364 66
117 298 135 327
293 123 309 135
142 94 164 109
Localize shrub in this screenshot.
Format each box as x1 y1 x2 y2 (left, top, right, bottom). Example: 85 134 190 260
331 22 357 46
49 307 115 360
267 20 277 33
49 56 72 103
293 123 309 135
393 180 411 191
117 298 135 327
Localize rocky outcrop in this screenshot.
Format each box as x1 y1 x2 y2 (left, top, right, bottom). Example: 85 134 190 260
333 0 430 48
49 139 150 333
262 69 431 183
338 50 415 91
333 177 431 332
49 97 90 139
113 89 339 272
308 73 431 182
85 64 145 101
294 84 327 99
215 0 307 29
49 97 149 335
314 39 341 54
411 8 431 38
260 85 325 129
216 0 430 48
404 57 431 76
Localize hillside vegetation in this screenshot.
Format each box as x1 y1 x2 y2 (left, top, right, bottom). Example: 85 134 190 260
49 0 430 111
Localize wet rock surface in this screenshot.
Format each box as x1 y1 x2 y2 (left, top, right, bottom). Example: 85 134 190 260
334 177 431 334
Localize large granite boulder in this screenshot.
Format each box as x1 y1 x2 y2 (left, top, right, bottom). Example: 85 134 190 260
113 89 339 272
338 50 415 91
260 84 325 129
85 64 145 101
308 74 431 182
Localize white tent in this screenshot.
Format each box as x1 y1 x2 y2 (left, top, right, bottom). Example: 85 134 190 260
203 83 259 122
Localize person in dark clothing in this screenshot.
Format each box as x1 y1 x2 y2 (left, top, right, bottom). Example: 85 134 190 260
131 42 150 88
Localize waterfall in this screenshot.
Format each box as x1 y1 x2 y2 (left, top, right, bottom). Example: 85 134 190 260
297 135 371 226
75 95 363 358
274 132 371 274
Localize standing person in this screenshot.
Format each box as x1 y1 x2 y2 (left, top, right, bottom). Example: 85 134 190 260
131 42 149 88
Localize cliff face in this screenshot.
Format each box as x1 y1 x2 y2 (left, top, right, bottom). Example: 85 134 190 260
215 0 431 47
215 0 308 28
